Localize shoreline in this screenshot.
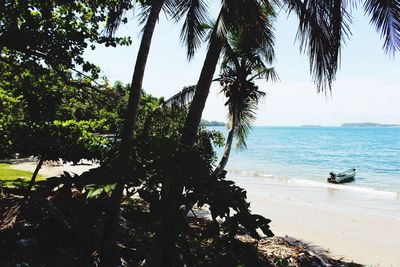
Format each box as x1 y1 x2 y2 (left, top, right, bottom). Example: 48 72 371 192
230 174 400 266
7 162 400 266
225 168 400 198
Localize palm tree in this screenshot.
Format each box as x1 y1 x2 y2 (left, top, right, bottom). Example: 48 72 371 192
214 28 278 176
99 0 210 264
181 0 400 147
99 0 173 265
143 6 277 264
181 0 277 146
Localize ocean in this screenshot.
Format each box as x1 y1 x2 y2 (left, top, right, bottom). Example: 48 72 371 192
209 126 400 196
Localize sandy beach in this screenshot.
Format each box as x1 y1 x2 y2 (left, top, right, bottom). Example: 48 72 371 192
8 162 400 266
230 175 400 266
8 160 99 178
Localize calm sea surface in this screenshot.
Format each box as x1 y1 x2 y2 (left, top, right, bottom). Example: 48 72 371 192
209 126 400 194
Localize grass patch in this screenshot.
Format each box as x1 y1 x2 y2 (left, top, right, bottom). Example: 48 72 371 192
0 163 44 187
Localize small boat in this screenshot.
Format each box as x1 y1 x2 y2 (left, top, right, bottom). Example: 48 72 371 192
327 168 357 184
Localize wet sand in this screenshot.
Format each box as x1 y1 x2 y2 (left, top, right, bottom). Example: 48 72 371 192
231 175 400 266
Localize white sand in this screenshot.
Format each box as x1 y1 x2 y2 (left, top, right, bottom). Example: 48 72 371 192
231 175 400 267
8 160 98 177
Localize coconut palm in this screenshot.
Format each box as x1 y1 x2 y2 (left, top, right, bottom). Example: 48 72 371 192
99 0 171 263
214 28 278 176
181 0 277 146
99 0 210 264
181 0 400 147
104 0 210 168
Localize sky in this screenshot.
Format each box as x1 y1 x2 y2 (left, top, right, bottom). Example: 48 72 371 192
85 4 400 126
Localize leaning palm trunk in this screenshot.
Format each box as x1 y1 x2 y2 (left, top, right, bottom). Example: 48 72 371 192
99 0 165 265
147 13 226 267
214 110 236 177
180 22 224 146
27 158 44 192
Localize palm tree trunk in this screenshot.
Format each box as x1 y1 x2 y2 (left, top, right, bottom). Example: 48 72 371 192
145 13 226 266
145 16 226 266
27 158 43 192
120 0 165 158
180 19 224 146
214 114 236 177
99 0 165 265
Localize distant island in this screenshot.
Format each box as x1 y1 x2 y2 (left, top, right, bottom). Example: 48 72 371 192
201 119 226 126
341 122 400 127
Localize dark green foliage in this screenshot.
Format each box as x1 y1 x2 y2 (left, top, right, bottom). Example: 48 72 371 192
119 135 273 263
0 0 132 79
0 89 24 158
1 1 277 264
1 74 273 265
11 120 110 163
0 62 110 162
0 58 163 163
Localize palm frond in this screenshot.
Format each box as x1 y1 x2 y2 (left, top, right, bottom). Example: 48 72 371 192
364 0 400 55
227 0 277 64
330 0 352 74
164 0 180 15
162 85 197 109
282 0 352 92
105 0 134 37
172 0 209 60
235 98 258 149
250 66 279 82
216 6 229 41
221 38 241 70
137 0 153 28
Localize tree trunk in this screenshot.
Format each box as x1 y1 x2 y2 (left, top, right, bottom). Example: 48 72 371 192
99 0 165 265
146 12 226 267
214 114 236 177
147 183 183 267
180 19 224 146
148 29 225 262
27 158 43 192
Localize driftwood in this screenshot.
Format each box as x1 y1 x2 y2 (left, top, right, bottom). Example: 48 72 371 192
0 203 21 230
237 235 361 267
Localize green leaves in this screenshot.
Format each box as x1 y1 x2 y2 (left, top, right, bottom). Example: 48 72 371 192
11 119 111 163
85 183 116 199
0 0 132 80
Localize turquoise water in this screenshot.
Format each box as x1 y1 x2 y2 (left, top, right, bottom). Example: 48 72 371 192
209 126 400 194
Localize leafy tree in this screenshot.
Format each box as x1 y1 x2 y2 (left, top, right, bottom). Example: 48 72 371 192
0 62 112 189
0 0 132 81
0 0 135 192
0 88 24 159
